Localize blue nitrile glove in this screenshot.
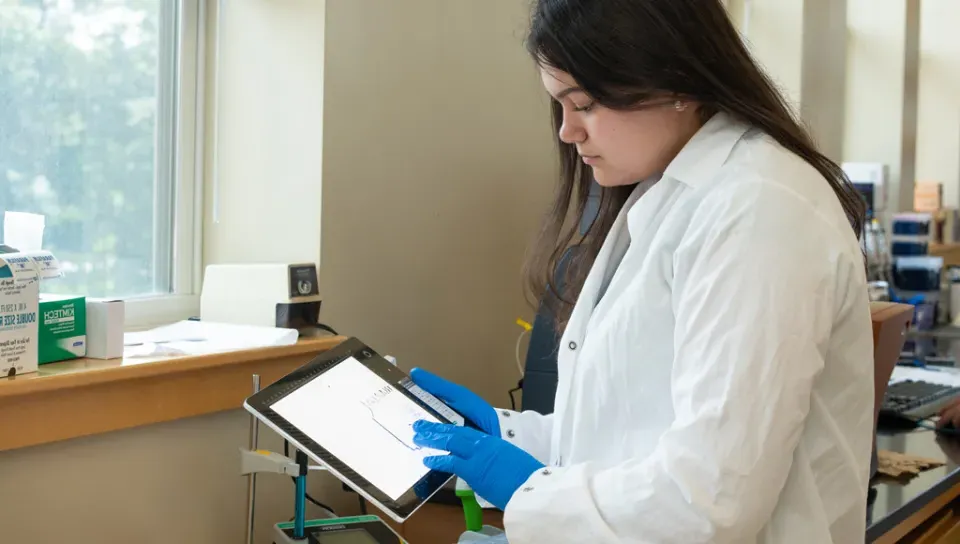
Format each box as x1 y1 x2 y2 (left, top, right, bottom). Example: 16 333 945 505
410 368 500 436
413 420 544 511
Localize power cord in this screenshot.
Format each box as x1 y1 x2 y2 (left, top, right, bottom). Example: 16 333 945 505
514 318 532 376
315 322 339 336
508 380 523 411
509 318 532 410
284 439 338 516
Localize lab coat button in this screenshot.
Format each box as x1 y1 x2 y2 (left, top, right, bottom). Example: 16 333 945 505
506 429 516 438
568 341 577 350
541 469 552 476
501 410 511 417
522 486 534 493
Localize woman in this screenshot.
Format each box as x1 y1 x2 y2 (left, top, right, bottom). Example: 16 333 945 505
411 0 874 542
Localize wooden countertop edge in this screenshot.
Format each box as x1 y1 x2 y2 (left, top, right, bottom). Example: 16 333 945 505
871 475 960 544
0 336 347 452
0 336 346 399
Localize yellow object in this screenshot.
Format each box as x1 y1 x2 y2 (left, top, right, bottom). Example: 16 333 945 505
256 449 272 456
516 318 532 331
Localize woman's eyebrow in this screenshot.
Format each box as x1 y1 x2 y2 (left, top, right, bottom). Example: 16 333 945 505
554 86 586 101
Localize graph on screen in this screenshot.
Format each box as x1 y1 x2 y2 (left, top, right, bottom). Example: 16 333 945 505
361 384 427 452
271 356 448 500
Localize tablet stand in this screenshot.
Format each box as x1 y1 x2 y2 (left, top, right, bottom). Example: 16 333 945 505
245 374 261 544
241 373 316 542
294 450 308 538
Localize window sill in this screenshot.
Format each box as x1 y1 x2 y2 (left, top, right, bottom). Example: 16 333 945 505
0 335 345 452
123 294 200 330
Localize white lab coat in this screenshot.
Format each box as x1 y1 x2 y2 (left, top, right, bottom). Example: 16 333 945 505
497 112 875 543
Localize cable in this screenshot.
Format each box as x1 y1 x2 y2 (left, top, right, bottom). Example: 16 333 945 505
508 380 523 411
303 488 337 516
514 318 532 376
358 495 368 515
515 328 529 376
510 318 533 409
315 322 339 336
284 439 338 517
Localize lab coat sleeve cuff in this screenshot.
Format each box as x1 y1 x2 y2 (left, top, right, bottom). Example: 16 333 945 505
495 409 552 465
503 464 603 543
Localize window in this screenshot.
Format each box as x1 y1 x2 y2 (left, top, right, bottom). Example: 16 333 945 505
0 0 202 325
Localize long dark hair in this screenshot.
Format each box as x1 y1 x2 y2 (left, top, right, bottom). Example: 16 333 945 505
523 0 866 333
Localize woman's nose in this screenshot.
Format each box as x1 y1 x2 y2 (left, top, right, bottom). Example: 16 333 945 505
558 116 585 144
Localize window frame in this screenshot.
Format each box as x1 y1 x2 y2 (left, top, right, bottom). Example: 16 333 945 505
125 0 205 329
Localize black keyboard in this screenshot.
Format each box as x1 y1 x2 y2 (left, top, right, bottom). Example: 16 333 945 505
880 379 960 422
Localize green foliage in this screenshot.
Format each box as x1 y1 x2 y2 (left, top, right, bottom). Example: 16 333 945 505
0 0 165 297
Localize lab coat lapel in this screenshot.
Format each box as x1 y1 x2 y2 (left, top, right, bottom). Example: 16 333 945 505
566 201 631 340
564 181 653 345
586 179 664 331
552 183 646 465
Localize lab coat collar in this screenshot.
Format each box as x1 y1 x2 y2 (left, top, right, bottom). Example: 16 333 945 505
662 111 751 188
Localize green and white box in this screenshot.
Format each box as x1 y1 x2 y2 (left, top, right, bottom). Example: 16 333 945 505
0 254 40 376
39 294 86 364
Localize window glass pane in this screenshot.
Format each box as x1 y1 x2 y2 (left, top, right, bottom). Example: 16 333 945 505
0 0 173 298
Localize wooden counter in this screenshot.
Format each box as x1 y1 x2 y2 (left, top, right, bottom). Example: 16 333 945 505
0 336 345 452
869 431 960 543
930 243 960 267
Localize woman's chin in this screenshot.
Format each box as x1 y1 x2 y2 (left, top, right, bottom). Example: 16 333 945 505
591 168 630 188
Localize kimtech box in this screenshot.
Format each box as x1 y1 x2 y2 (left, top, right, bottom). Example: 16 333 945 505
38 294 86 364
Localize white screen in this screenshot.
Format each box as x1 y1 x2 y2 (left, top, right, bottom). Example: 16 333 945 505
271 357 447 501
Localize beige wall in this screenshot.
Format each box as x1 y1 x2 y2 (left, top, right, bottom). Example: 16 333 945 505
727 0 849 161
0 2 555 543
917 0 960 207
844 0 921 215
318 0 555 403
731 0 805 111
799 0 848 161
0 410 342 544
202 0 326 266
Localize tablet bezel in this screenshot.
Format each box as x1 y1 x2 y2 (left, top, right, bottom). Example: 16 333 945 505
243 337 458 524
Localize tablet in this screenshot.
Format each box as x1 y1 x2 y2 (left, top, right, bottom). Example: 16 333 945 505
243 337 465 523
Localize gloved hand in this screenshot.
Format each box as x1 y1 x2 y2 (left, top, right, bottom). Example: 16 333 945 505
413 420 544 511
410 368 500 436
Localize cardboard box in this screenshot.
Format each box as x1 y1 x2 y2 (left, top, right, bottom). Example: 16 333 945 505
0 254 40 376
38 294 86 364
915 182 943 213
85 298 124 359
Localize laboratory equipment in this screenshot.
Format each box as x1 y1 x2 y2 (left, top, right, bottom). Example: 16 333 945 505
843 162 888 215
241 375 408 544
200 263 324 334
892 256 942 292
274 516 405 544
863 218 892 284
890 213 933 258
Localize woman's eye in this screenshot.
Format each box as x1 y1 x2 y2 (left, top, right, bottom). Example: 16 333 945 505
573 103 595 112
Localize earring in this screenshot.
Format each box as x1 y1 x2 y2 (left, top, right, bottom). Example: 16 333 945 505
674 101 687 112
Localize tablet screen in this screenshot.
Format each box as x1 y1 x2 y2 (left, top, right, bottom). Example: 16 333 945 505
271 356 448 501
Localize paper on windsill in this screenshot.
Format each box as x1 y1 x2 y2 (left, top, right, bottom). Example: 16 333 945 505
123 320 299 357
3 211 45 251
